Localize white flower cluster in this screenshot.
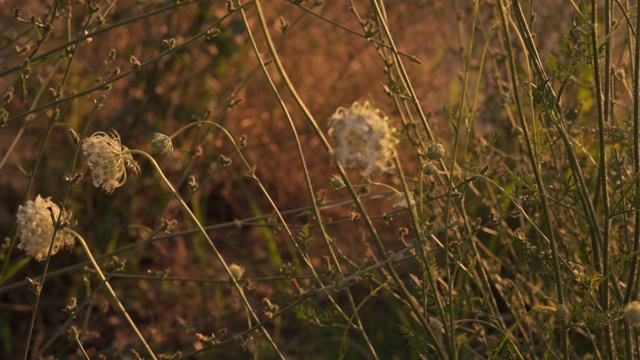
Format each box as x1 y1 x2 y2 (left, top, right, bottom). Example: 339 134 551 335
82 130 139 193
328 101 398 175
16 195 75 261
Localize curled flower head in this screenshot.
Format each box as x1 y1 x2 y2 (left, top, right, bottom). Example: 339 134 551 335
16 195 75 261
149 132 173 157
328 101 398 175
82 130 139 194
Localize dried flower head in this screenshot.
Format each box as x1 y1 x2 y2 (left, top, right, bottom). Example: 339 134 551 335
82 130 139 193
149 132 173 157
625 301 640 325
16 195 75 261
328 101 398 175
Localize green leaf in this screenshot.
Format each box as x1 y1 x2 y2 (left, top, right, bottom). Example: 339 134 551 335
29 53 57 66
33 24 42 41
548 53 559 74
399 324 431 359
0 257 31 285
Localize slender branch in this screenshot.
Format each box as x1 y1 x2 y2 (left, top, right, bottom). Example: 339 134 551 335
499 1 568 358
70 230 158 359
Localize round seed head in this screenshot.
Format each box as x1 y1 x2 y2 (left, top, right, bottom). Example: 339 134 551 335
423 164 438 176
425 143 446 161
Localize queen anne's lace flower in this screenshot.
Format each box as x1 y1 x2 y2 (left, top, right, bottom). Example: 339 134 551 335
328 101 398 175
16 195 75 261
82 130 139 193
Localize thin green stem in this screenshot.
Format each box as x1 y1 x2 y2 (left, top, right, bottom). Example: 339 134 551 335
367 0 435 142
499 1 568 357
0 59 63 284
592 0 614 355
73 332 91 360
284 0 420 63
5 2 252 125
509 0 604 263
21 96 101 359
129 149 284 359
393 156 450 351
183 222 456 357
625 1 640 358
0 0 213 78
438 1 481 356
627 0 640 303
0 191 399 294
234 5 379 357
69 229 157 359
33 225 171 357
243 0 447 357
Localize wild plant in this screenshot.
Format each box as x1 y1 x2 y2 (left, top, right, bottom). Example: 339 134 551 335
3 0 640 359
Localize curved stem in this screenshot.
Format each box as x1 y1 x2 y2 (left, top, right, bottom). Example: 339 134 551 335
22 96 101 359
68 229 157 359
128 149 284 359
237 1 447 357
593 0 614 355
233 5 380 356
498 1 568 357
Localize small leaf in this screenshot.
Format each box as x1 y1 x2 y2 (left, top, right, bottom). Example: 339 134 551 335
0 257 32 285
33 24 42 41
548 53 559 73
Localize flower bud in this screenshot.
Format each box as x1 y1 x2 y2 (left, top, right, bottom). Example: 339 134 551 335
423 164 438 176
425 143 445 161
149 132 173 157
229 264 245 281
330 174 345 189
